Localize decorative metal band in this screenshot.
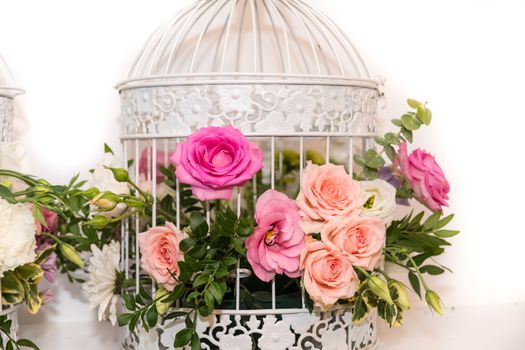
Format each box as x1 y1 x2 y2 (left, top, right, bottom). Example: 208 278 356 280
123 307 377 350
0 96 14 142
120 84 379 137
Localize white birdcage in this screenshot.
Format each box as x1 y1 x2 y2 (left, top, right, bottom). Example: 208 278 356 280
0 53 23 142
117 0 382 349
0 52 23 343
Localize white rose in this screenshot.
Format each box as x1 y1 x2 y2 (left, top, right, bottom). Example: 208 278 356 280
90 153 130 218
138 174 176 201
360 179 397 223
0 198 37 277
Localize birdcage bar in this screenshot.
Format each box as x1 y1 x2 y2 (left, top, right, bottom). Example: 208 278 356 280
235 189 242 310
134 139 140 291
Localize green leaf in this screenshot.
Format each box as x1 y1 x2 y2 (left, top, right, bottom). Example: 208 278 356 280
6 340 14 350
420 265 445 275
364 149 385 169
384 145 396 162
190 212 208 238
117 313 133 327
179 238 196 253
422 211 441 231
374 136 387 147
400 127 413 143
391 119 403 127
384 132 401 145
204 289 215 310
416 105 432 125
352 296 369 323
32 204 47 227
191 333 201 350
192 273 209 289
104 143 114 155
0 184 16 203
178 261 193 282
174 328 193 347
164 311 187 320
401 114 421 131
353 155 365 167
434 214 454 230
208 281 224 304
188 244 207 260
434 230 460 238
407 99 422 109
146 306 159 328
408 271 421 298
232 237 245 254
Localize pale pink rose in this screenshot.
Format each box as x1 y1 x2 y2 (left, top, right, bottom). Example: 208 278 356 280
396 142 450 211
300 236 358 308
138 174 176 200
321 217 385 271
296 162 361 234
246 189 305 282
138 222 188 291
170 126 263 201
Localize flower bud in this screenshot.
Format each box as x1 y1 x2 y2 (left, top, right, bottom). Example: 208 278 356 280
425 290 444 316
86 215 111 229
368 275 393 304
82 187 101 199
155 287 172 315
108 167 130 183
59 242 85 268
389 280 410 311
90 192 119 211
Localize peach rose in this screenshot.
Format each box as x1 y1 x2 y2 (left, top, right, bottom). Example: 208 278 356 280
296 162 361 234
138 222 188 291
300 236 358 308
321 217 385 271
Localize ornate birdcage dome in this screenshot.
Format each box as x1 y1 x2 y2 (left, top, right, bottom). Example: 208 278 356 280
118 1 381 349
117 0 382 138
0 53 23 142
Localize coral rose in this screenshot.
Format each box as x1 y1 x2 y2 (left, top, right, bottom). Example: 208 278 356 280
246 189 305 282
321 217 386 271
138 222 188 291
396 142 450 211
300 236 358 308
171 126 263 201
296 162 361 234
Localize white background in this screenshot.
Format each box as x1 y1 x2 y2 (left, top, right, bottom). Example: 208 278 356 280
2 0 525 348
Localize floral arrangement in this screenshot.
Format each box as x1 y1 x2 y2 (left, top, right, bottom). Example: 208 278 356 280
0 99 458 350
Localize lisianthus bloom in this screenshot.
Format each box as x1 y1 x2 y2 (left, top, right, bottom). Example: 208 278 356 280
36 236 57 283
139 147 167 183
395 142 450 211
34 207 59 234
296 162 361 234
246 189 305 282
321 217 385 271
138 222 188 291
170 126 263 201
300 236 358 308
360 179 397 222
0 198 37 277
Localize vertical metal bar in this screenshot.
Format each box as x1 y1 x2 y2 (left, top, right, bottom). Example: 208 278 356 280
325 136 330 164
135 140 140 292
348 137 354 176
176 138 181 230
151 140 157 295
270 136 276 309
235 188 242 310
299 136 305 308
123 141 129 279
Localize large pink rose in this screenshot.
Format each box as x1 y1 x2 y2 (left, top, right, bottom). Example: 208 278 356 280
170 126 263 201
300 236 358 308
246 189 305 282
296 162 361 234
138 222 188 291
396 142 450 211
321 217 385 271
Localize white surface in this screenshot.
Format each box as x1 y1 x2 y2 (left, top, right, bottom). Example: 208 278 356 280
1 0 524 348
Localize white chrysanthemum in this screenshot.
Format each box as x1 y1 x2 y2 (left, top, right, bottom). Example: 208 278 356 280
0 198 37 277
360 179 397 223
90 153 130 218
83 241 121 326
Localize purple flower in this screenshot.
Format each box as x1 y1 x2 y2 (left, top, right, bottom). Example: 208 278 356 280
36 237 57 283
379 166 409 206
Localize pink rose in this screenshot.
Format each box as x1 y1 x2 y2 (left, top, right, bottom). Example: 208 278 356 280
396 142 450 211
138 222 188 291
139 147 166 183
246 189 305 282
300 236 358 308
321 217 385 271
170 126 264 201
296 162 361 233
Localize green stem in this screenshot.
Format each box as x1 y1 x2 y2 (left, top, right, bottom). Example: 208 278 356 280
408 256 430 291
354 266 371 278
127 179 152 201
157 207 178 223
0 169 38 186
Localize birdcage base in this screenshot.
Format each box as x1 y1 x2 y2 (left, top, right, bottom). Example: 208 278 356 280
122 306 377 350
0 305 19 344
